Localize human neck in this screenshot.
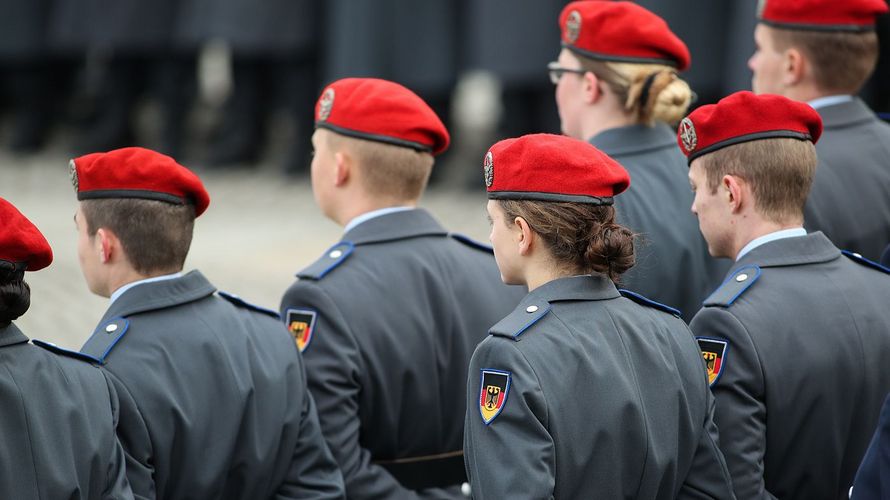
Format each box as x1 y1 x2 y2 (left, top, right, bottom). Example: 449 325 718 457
731 217 803 260
579 108 636 142
334 195 418 227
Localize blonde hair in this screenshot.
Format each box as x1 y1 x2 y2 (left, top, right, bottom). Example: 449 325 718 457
578 58 693 125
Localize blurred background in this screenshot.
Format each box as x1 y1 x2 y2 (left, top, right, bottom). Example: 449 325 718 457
2 0 889 347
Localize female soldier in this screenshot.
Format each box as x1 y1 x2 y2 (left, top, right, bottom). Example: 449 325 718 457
463 134 734 499
550 1 725 320
0 197 132 499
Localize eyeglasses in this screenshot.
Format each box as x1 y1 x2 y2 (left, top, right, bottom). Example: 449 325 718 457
547 62 587 85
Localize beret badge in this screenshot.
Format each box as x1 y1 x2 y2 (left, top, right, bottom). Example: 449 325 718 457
68 159 79 192
679 117 698 153
565 10 582 43
318 88 335 122
483 151 494 187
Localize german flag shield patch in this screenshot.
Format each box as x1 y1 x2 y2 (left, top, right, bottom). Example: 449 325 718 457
286 309 317 352
479 369 511 425
697 337 729 387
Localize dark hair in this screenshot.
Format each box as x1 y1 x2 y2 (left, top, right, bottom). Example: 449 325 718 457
0 261 30 325
499 200 635 282
80 198 195 274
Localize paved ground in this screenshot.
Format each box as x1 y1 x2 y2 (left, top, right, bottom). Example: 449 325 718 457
2 151 492 348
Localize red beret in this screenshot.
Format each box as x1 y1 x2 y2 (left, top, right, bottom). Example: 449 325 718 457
484 133 630 204
0 197 53 272
678 91 823 164
559 1 691 71
758 0 888 32
70 147 210 217
314 78 450 156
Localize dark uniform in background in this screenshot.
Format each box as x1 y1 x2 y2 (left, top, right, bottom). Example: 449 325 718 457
68 148 345 500
852 392 890 500
465 135 734 499
0 197 133 500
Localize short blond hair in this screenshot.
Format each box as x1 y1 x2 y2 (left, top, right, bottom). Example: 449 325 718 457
578 58 693 125
698 138 817 224
768 25 879 94
326 132 434 202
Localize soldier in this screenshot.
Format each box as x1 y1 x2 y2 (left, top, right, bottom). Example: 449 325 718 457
680 91 890 499
550 0 726 321
851 392 890 500
464 133 734 499
67 147 345 499
280 77 524 499
0 197 133 499
748 0 890 260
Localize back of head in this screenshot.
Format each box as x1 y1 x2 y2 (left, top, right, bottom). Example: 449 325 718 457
679 91 822 223
757 0 888 93
558 0 693 124
0 198 53 325
70 147 208 274
484 133 635 282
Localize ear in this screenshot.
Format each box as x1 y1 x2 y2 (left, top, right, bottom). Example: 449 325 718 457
783 47 806 86
95 228 115 264
334 151 350 187
582 71 602 105
514 216 535 256
723 175 747 214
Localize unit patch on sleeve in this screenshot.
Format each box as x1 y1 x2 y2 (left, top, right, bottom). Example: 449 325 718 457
697 337 729 387
286 309 318 352
479 369 512 425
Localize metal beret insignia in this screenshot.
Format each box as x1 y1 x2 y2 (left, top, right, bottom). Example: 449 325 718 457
483 151 494 187
565 10 582 44
679 117 698 153
318 88 335 122
68 159 78 192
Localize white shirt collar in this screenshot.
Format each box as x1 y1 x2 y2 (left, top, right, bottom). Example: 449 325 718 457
807 95 853 110
110 272 183 305
344 206 415 234
736 228 807 261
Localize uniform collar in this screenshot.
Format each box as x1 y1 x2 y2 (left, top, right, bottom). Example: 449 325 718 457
110 272 183 305
343 206 415 234
735 227 807 261
99 269 217 322
807 94 853 110
815 97 876 129
526 274 620 304
734 231 840 270
342 207 448 245
588 123 677 157
0 322 30 348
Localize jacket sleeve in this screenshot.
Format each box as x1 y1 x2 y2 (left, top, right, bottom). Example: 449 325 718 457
851 393 890 500
677 389 736 499
691 307 775 500
463 338 555 500
101 370 141 500
281 281 445 500
274 354 346 499
105 370 156 500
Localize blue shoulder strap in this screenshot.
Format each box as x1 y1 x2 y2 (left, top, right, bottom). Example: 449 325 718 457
488 301 551 340
297 242 355 280
618 289 681 317
449 233 494 253
842 250 890 275
79 317 130 365
703 265 762 307
32 340 101 364
217 291 280 319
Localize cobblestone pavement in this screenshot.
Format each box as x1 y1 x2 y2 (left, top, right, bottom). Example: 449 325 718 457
2 151 492 349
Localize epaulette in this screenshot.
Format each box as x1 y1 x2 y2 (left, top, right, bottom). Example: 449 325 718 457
488 300 551 340
32 340 101 364
703 265 762 307
218 291 279 319
79 318 130 365
296 242 354 280
618 289 681 317
842 250 890 275
449 233 494 253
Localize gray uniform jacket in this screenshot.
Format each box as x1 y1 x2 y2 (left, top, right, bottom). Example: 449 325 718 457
805 98 890 261
851 392 890 500
690 232 890 500
78 270 345 500
0 323 132 500
465 275 735 500
279 208 524 499
590 124 729 320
